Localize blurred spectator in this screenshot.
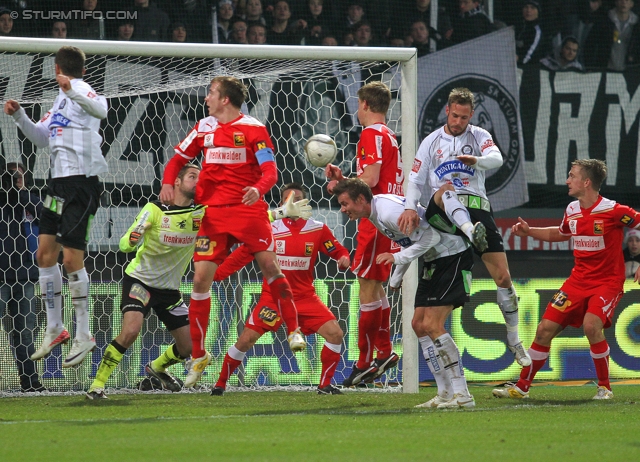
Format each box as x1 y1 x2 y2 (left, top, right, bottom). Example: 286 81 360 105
516 1 548 64
300 0 332 45
163 0 213 43
247 21 267 43
217 0 239 43
628 17 640 65
114 17 135 40
170 22 188 42
450 0 495 44
624 229 640 278
0 7 15 36
585 0 638 70
573 0 608 64
321 33 338 45
244 0 267 26
540 35 584 69
342 28 355 45
268 0 303 45
70 0 104 39
406 19 431 56
133 0 171 41
343 1 366 35
51 20 68 38
352 19 374 46
230 18 249 43
1 162 46 393
396 0 453 43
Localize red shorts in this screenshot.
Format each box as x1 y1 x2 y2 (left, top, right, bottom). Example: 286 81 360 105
542 277 624 329
245 294 336 336
352 218 398 281
194 202 273 265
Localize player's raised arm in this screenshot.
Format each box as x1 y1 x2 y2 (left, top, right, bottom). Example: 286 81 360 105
512 217 568 242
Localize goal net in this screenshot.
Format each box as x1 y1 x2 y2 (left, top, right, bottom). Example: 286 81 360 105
0 37 418 394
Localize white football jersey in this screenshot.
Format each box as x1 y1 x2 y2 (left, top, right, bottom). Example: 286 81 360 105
409 124 502 201
17 79 108 178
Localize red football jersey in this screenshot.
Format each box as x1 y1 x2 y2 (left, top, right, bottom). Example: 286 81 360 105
559 196 640 286
355 123 404 196
175 114 275 206
214 218 349 299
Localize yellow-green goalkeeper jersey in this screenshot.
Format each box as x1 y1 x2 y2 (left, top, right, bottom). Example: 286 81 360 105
120 201 205 290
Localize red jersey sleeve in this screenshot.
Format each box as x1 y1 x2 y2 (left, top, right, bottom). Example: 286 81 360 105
163 126 201 185
614 204 640 230
319 224 350 260
213 244 255 281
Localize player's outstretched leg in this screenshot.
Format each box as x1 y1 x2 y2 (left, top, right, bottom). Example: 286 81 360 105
493 342 549 399
440 189 487 252
497 285 531 367
145 344 187 392
86 340 127 400
32 265 69 360
212 346 246 396
317 342 342 395
415 336 452 408
373 295 400 379
64 268 96 367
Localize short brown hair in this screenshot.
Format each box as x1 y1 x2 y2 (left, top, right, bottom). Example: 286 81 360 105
211 76 248 108
55 46 85 78
177 163 200 180
572 159 607 191
357 81 391 114
332 178 372 203
281 182 307 200
448 87 475 109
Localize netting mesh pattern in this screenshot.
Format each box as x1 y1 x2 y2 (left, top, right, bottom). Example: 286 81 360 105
0 50 405 393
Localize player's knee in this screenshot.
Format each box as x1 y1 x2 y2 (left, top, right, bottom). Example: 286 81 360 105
493 272 512 288
325 327 343 344
583 321 602 341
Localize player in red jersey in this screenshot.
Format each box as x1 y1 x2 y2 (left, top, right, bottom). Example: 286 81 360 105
493 159 640 401
325 81 403 386
210 183 351 395
160 76 305 388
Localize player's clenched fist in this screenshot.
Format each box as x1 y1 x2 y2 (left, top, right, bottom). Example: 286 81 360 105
4 100 21 116
159 184 175 205
56 74 72 92
337 255 350 270
376 252 395 265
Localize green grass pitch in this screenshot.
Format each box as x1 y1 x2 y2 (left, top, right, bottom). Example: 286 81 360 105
1 384 639 461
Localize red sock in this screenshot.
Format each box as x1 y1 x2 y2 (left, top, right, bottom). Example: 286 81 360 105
189 295 211 359
375 305 392 359
357 302 382 369
319 344 341 388
215 353 242 389
268 276 299 333
516 342 550 392
590 340 611 390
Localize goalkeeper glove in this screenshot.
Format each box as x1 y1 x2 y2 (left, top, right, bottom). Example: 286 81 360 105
269 193 312 221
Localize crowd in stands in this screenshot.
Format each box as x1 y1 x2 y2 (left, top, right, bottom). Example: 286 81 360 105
0 1 639 70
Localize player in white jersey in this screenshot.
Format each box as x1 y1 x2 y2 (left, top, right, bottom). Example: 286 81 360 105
333 178 475 407
4 46 108 368
398 87 531 368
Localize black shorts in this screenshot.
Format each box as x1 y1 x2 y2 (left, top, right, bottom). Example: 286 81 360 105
414 248 474 309
39 176 103 251
424 195 504 255
120 275 189 332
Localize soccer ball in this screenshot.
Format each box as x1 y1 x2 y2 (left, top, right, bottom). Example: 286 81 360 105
304 134 337 168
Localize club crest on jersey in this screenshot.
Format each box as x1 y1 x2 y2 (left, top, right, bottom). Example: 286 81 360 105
594 220 604 235
305 242 314 256
621 215 635 225
195 236 213 255
192 217 201 231
258 306 280 326
460 145 473 155
276 240 285 254
233 132 245 146
256 140 267 150
177 219 187 229
58 99 66 110
360 147 366 160
323 240 336 253
161 216 171 229
129 283 151 306
569 219 577 234
203 134 214 147
412 158 422 173
550 290 571 311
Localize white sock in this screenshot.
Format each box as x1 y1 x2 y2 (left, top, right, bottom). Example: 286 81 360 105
442 190 472 235
433 333 470 397
228 345 247 361
68 268 92 341
497 285 521 346
39 265 64 331
419 336 452 398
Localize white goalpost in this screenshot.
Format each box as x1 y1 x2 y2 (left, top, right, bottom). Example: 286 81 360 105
0 37 418 394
